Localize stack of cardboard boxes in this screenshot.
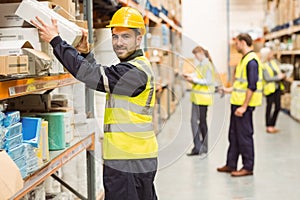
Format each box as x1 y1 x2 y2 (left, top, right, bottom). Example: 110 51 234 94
0 0 84 76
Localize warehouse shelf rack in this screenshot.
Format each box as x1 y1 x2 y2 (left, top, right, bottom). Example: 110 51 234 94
118 0 182 33
9 133 96 200
0 73 78 101
265 24 300 40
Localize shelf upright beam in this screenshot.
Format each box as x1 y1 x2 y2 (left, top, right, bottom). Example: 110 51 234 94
83 0 95 118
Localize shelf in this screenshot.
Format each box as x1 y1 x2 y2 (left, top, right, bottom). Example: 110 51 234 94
0 73 78 101
10 134 95 200
118 0 181 33
275 50 300 55
265 24 300 40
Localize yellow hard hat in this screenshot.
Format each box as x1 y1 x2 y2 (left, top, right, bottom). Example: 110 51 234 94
106 7 146 35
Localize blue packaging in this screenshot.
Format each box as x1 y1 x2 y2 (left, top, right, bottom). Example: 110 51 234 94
14 155 26 169
23 143 36 159
7 143 25 160
19 166 27 179
5 122 22 139
4 133 23 150
0 126 5 149
3 111 20 127
0 112 5 126
22 117 42 148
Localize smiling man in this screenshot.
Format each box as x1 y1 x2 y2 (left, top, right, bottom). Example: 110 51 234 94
31 7 158 200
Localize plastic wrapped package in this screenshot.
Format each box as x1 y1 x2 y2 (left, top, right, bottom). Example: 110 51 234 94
0 126 5 149
7 143 25 160
37 113 65 150
77 151 87 197
44 169 61 194
14 155 26 169
61 157 77 198
50 192 73 200
3 111 20 127
19 166 27 179
26 156 39 174
22 182 45 200
5 122 22 139
4 133 23 150
0 111 5 126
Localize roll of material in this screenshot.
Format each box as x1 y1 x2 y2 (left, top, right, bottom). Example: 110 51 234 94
37 113 65 150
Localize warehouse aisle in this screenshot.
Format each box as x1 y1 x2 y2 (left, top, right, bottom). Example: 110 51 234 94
155 92 300 200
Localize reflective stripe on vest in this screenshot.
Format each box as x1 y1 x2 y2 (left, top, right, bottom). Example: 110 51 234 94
190 61 215 106
230 52 263 107
103 56 158 160
262 59 285 96
105 123 154 134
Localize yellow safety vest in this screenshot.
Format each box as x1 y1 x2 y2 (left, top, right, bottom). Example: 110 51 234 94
231 52 263 107
190 61 215 105
262 59 285 96
103 56 158 160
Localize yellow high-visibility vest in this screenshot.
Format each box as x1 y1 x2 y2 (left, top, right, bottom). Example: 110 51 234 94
103 56 158 160
190 61 215 105
230 52 263 107
262 59 285 96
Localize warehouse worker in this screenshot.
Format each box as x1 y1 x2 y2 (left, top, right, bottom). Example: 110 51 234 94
31 7 158 200
184 46 215 156
260 47 285 133
217 33 263 177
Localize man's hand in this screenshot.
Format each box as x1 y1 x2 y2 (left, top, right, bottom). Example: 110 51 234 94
219 86 233 94
76 28 90 54
30 17 59 43
235 106 246 117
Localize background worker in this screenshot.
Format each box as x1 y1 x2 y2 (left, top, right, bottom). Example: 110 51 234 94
31 7 158 200
184 46 215 156
260 47 286 134
217 33 263 177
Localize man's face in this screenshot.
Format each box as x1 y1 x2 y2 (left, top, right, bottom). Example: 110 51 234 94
112 27 142 59
234 39 243 54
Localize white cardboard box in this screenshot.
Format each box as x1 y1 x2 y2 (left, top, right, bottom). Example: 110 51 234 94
0 40 33 55
0 3 31 27
0 27 40 42
15 0 82 47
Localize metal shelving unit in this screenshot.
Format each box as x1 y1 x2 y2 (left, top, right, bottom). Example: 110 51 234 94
0 74 78 101
9 134 96 200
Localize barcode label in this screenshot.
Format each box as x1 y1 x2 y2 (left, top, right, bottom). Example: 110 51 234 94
9 87 16 96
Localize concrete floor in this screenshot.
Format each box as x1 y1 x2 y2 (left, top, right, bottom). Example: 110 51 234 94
155 92 300 200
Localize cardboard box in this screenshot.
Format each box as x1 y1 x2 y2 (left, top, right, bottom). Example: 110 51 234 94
0 150 24 200
48 0 76 17
16 0 82 46
7 93 51 112
22 48 52 75
0 27 39 42
0 40 33 55
0 55 28 75
0 3 31 27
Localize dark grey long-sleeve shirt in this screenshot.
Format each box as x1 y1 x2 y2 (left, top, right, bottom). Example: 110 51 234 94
50 36 148 97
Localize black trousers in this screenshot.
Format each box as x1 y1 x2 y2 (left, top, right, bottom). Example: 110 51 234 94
226 105 255 171
266 89 281 127
103 164 157 200
191 103 208 153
